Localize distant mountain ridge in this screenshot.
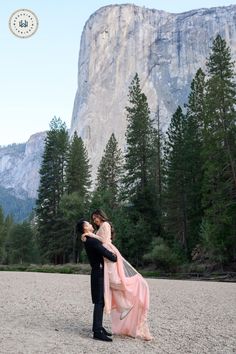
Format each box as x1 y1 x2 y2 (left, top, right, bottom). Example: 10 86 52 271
0 185 35 222
0 132 46 200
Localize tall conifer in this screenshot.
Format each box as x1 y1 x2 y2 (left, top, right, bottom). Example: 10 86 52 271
201 35 236 262
164 106 188 251
36 117 69 262
184 68 206 251
93 133 123 210
66 131 91 198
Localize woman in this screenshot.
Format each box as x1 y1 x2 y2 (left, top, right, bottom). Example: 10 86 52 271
81 209 152 341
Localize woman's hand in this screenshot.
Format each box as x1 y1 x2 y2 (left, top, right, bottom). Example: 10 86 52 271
81 233 91 242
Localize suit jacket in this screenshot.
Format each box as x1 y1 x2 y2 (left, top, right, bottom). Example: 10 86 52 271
84 236 117 303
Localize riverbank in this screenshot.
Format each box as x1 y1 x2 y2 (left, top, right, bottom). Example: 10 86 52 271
0 272 235 353
0 263 236 282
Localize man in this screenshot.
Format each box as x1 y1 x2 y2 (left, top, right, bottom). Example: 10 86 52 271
76 219 117 342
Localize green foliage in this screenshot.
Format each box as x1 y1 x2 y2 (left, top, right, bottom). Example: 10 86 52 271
93 133 123 210
57 192 89 263
63 131 91 262
163 106 188 251
36 117 69 263
123 73 155 200
35 118 92 264
4 222 37 264
143 237 180 271
116 74 162 264
201 35 236 262
200 219 228 264
0 206 5 262
0 263 91 274
4 35 233 271
111 206 153 267
0 212 14 264
150 111 165 214
66 131 91 197
183 68 206 252
80 248 88 263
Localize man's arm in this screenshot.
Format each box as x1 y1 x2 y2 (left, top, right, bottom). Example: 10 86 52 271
85 237 117 262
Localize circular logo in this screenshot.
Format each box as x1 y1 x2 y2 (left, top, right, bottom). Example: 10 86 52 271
9 9 38 38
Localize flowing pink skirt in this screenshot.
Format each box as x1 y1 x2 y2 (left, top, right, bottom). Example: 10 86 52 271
103 243 152 340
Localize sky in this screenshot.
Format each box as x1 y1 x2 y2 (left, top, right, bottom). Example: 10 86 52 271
0 0 236 146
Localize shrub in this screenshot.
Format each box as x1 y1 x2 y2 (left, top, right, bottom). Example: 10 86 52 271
143 237 180 272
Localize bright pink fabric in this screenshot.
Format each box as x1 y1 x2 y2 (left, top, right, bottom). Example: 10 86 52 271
96 222 152 340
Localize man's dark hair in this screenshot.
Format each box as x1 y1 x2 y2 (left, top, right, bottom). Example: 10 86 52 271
76 218 86 235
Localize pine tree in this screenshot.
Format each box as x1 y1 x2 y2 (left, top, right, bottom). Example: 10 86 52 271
120 73 158 265
93 133 123 210
123 73 155 203
5 222 35 264
201 35 236 262
36 117 69 263
184 68 206 251
63 132 91 263
0 206 5 262
66 131 91 198
1 215 14 264
150 107 165 233
58 192 86 263
164 106 188 252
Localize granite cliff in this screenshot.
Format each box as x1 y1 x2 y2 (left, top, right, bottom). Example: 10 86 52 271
0 132 46 200
70 4 236 179
1 4 236 209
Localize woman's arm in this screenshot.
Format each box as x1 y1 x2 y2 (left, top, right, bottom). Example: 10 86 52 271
81 232 103 242
85 237 117 262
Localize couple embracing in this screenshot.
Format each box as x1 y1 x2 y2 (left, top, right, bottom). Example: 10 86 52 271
76 209 152 342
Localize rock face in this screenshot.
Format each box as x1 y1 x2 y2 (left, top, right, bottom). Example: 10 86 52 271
70 4 236 179
0 132 46 199
1 4 236 202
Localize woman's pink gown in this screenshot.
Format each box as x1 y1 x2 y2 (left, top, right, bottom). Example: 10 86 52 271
96 222 152 340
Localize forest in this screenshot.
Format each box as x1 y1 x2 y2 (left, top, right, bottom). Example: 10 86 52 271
0 35 235 274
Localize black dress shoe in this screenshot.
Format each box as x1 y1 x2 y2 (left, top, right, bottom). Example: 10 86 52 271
93 330 113 342
102 327 112 336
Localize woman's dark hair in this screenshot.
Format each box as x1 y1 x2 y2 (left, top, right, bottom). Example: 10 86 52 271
91 209 115 241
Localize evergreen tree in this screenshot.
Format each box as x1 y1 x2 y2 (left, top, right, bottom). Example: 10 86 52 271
0 206 5 262
150 107 165 233
120 73 159 265
164 106 188 252
123 73 155 202
184 68 206 251
58 192 87 263
66 131 91 198
5 222 35 264
63 132 91 263
93 133 123 210
201 35 236 262
0 212 14 264
36 117 69 263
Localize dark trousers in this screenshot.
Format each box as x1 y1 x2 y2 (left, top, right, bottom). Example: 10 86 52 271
92 298 105 333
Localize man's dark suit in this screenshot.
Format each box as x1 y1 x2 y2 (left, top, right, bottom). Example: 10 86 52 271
84 236 117 333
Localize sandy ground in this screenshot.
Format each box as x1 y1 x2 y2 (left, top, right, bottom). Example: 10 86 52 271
0 272 235 354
